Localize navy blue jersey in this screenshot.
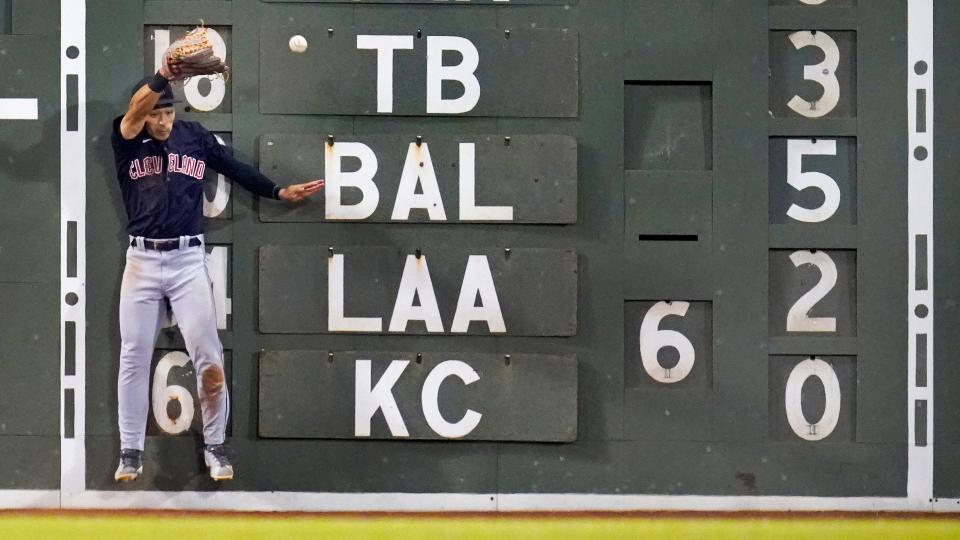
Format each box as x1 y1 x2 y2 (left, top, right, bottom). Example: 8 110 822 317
111 116 281 238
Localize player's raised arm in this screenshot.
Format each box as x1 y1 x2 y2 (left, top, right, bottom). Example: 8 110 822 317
118 73 172 140
119 26 226 140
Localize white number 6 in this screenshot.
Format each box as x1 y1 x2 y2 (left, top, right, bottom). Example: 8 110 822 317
787 31 840 118
786 139 840 223
151 351 196 435
640 301 695 383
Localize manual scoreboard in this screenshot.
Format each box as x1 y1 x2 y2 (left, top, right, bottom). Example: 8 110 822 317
0 0 954 510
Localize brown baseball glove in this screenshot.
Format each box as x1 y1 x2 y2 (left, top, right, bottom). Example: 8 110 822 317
159 26 228 82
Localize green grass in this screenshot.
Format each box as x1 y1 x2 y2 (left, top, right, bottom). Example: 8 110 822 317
1 514 959 540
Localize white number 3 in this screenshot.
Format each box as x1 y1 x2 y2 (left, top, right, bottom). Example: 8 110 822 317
787 31 840 118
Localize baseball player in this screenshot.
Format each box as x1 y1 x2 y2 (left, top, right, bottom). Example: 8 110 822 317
110 29 323 482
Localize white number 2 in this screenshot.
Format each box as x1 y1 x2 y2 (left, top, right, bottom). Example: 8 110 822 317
640 301 695 383
151 351 196 435
787 31 840 118
786 139 840 223
786 250 837 332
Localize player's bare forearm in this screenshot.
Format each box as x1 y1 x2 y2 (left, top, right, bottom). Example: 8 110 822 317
279 179 325 203
119 84 164 140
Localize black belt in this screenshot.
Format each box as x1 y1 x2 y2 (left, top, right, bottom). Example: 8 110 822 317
132 237 202 251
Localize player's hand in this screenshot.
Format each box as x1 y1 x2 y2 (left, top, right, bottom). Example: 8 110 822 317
278 179 324 203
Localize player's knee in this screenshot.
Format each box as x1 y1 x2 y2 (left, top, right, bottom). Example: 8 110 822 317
201 366 224 396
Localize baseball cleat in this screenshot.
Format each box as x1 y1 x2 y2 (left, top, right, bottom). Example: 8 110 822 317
203 444 234 481
114 448 142 482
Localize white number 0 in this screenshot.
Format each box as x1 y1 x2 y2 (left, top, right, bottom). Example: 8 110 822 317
786 250 837 332
151 351 196 435
203 134 231 218
785 357 841 441
787 31 840 118
640 301 695 383
786 139 840 223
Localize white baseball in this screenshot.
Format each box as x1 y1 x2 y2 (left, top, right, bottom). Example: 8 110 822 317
289 35 308 53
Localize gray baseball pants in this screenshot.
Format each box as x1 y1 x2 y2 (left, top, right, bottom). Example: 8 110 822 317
117 235 228 451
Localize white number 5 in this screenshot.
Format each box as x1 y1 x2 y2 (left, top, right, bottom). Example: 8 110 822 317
786 139 840 223
787 31 840 118
640 301 695 383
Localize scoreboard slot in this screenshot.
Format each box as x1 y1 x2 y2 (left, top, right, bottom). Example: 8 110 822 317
623 300 715 441
637 234 699 242
623 82 712 171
